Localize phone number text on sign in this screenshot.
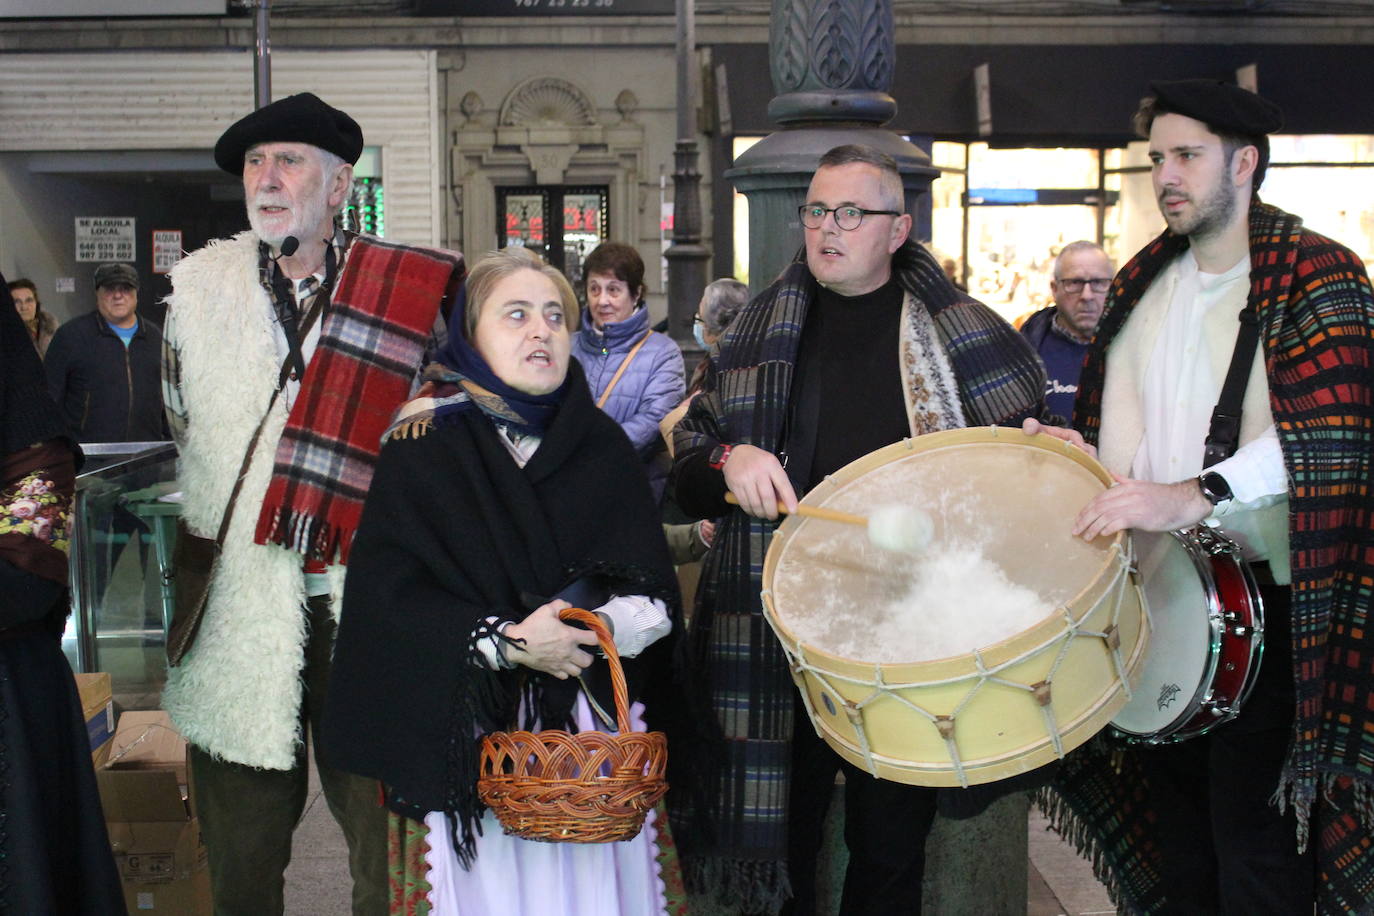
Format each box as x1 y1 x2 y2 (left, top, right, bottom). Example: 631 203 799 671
75 217 136 263
416 0 670 13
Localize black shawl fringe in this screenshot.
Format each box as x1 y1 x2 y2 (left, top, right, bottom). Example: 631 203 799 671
683 855 792 916
438 654 512 869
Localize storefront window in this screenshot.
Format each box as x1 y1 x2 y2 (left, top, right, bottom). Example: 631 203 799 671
1102 144 1155 269
928 141 967 290
960 145 1106 322
1265 136 1374 266
732 136 762 285
729 133 1371 317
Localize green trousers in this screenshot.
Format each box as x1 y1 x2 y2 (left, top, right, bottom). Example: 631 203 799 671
188 594 389 916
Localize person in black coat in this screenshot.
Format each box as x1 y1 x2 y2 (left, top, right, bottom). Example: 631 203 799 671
322 247 684 913
0 274 126 914
45 262 166 443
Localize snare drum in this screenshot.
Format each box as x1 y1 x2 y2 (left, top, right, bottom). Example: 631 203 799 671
1110 526 1264 744
761 427 1150 788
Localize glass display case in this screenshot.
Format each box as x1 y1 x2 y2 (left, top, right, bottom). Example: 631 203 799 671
63 441 178 708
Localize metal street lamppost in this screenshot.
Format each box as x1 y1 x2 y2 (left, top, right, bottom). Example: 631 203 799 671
664 0 711 349
727 0 936 294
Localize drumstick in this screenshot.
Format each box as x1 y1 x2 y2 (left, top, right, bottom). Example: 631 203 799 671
725 493 934 555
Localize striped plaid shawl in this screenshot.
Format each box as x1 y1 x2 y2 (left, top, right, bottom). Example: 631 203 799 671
1049 202 1374 915
253 237 464 564
671 240 1046 912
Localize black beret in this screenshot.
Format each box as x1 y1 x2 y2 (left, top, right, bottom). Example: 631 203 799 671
1148 79 1284 136
214 92 363 176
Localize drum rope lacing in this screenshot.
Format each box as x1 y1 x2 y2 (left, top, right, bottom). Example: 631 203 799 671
766 541 1137 788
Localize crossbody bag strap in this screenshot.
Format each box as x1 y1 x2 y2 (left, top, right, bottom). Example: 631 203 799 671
1202 305 1260 469
212 290 330 546
595 330 654 410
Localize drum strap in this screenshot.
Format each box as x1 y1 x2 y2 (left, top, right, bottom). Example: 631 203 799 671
1202 305 1260 468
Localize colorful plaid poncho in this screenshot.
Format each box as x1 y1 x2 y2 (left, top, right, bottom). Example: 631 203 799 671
1048 202 1374 915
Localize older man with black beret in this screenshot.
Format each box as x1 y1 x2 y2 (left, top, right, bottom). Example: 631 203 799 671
160 92 463 915
1035 79 1374 914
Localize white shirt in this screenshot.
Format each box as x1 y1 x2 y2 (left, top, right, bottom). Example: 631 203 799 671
1132 250 1289 574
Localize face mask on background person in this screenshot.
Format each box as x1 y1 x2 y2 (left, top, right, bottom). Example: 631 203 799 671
693 320 709 350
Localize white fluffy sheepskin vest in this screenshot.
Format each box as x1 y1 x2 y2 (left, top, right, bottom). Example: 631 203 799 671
162 230 343 770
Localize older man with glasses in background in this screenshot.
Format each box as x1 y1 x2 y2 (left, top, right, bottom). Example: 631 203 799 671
1019 240 1114 421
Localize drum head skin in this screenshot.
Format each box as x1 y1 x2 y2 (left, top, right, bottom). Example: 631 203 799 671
762 427 1149 787
1111 526 1264 743
1111 530 1212 736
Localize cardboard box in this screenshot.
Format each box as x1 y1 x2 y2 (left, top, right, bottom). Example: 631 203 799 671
106 710 189 786
98 711 210 915
73 671 115 768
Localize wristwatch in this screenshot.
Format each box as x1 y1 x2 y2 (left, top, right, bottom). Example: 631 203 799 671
1197 471 1233 507
708 443 734 471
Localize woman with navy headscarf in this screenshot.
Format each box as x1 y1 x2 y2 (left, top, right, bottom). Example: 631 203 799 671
322 247 684 915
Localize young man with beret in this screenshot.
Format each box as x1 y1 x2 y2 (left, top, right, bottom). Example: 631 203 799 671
160 92 463 915
1035 79 1374 914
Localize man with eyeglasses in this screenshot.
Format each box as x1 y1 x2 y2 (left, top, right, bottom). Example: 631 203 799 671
1031 80 1374 915
1019 240 1114 421
670 144 1048 915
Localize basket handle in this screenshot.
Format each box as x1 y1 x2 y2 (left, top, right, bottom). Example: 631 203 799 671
559 607 632 735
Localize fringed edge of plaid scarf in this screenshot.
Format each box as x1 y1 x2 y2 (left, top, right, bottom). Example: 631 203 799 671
1034 784 1157 916
385 378 471 443
254 237 463 565
682 855 791 916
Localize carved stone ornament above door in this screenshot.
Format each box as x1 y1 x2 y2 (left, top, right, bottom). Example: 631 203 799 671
499 78 598 128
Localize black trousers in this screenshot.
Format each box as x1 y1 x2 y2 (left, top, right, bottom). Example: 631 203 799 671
1135 582 1315 915
783 702 938 916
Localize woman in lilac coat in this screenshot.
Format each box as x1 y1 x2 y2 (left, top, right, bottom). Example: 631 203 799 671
572 242 685 500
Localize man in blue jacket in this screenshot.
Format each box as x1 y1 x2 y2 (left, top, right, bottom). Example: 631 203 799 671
1019 240 1113 421
45 262 165 443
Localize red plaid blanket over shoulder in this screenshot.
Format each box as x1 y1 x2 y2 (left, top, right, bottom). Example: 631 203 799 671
254 236 464 564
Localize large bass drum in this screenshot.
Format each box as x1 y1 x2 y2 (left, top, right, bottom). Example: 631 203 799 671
1110 526 1264 743
761 427 1150 788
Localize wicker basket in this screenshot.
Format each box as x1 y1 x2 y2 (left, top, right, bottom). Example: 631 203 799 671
477 607 669 843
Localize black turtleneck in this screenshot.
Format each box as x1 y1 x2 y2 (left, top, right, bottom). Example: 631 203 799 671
793 277 909 491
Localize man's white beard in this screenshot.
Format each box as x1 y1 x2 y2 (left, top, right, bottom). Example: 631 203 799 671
248 183 333 250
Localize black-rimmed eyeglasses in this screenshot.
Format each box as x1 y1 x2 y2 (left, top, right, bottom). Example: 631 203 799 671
1057 277 1113 293
798 205 901 231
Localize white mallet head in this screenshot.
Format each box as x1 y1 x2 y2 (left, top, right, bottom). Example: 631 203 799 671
867 504 935 555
